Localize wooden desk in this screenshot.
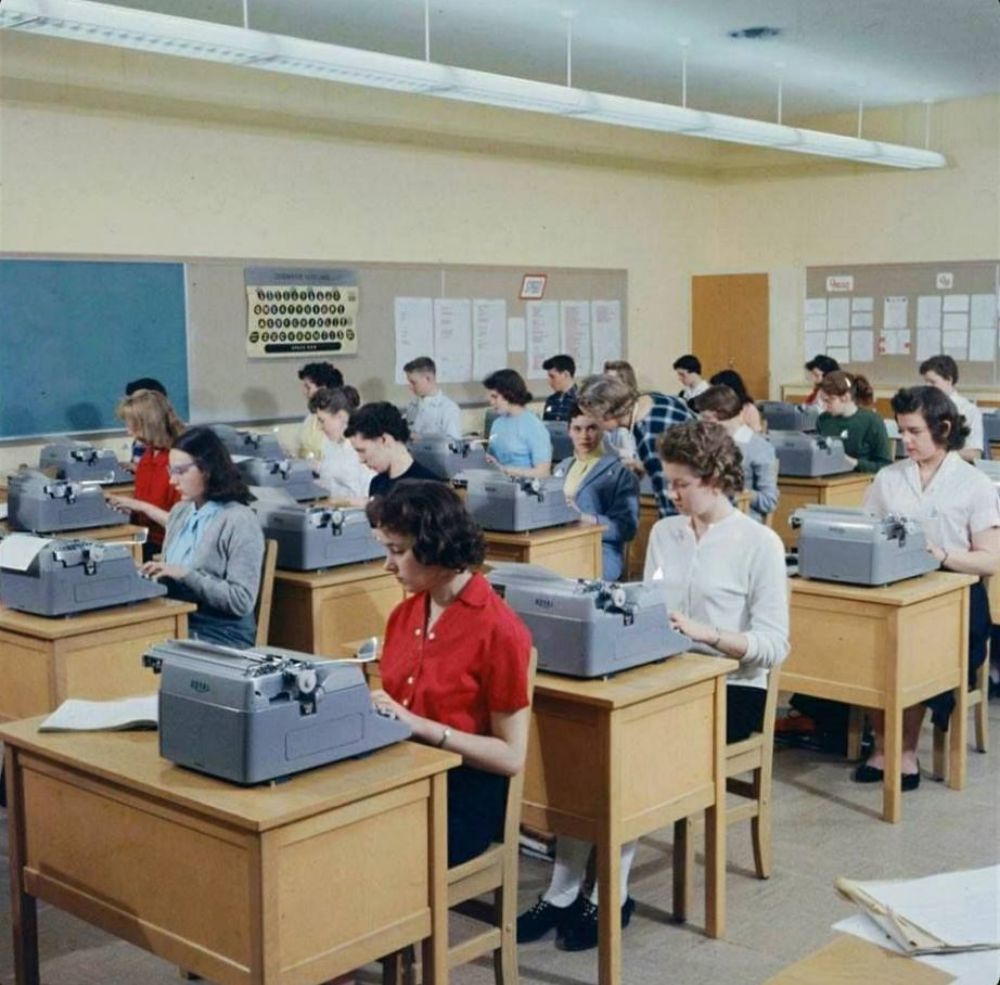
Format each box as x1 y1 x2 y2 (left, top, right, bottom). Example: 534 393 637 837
628 490 752 581
482 523 603 580
522 654 737 985
785 572 976 823
0 520 147 563
0 598 196 723
1 719 459 985
269 560 405 655
773 473 874 550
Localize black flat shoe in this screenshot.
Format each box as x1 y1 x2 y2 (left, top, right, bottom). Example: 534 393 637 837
516 896 580 943
557 896 636 952
853 763 884 783
901 770 921 792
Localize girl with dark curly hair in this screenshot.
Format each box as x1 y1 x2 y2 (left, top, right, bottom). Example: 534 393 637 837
365 480 532 866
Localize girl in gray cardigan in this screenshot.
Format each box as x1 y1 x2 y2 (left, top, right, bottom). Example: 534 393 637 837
141 427 264 648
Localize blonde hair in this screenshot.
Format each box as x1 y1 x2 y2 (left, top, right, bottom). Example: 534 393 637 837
603 360 638 393
577 374 638 422
116 389 185 449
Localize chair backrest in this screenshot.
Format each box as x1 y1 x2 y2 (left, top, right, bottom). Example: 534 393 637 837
254 538 279 647
499 648 538 850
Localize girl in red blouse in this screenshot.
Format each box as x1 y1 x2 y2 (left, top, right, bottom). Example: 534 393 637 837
366 480 532 866
109 389 185 561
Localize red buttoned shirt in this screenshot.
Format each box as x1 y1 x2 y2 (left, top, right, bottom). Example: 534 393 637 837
134 446 182 547
380 572 531 736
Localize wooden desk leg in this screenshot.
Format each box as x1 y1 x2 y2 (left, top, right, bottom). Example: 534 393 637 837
883 695 903 825
5 747 40 985
948 588 971 792
422 772 449 985
597 717 623 985
705 679 726 938
671 818 692 923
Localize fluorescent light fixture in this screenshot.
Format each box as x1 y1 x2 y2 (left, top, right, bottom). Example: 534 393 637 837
0 0 947 169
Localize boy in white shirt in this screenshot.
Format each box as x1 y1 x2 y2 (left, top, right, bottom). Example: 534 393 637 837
672 353 710 403
309 387 374 502
403 356 462 440
919 354 983 462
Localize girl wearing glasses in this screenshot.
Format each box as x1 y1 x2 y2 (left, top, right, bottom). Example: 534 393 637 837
141 426 264 647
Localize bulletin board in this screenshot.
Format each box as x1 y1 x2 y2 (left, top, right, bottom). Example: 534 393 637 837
0 259 190 439
804 261 1000 387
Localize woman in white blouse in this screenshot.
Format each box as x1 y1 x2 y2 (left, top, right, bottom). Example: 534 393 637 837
309 387 374 503
857 386 1000 790
517 420 788 953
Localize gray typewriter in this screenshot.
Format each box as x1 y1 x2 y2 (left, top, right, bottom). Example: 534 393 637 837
256 503 384 570
410 435 491 479
758 401 819 433
487 563 690 678
767 431 853 477
982 410 1000 448
791 506 939 586
975 459 1000 486
38 441 132 485
461 469 578 532
237 457 326 502
0 533 165 616
6 468 127 533
143 639 411 784
209 424 285 460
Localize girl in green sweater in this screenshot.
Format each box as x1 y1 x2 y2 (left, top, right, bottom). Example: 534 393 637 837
815 371 893 473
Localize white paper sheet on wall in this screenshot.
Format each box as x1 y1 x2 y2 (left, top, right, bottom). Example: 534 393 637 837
828 297 851 330
507 316 526 352
851 331 874 363
590 300 622 368
827 347 850 364
472 299 508 379
525 301 560 380
942 311 970 333
943 294 970 313
884 296 909 330
433 298 473 383
826 330 850 348
970 293 998 329
851 312 874 328
394 297 434 384
805 298 827 317
805 332 826 360
916 295 943 330
560 301 592 376
852 297 874 312
881 329 913 356
968 329 995 363
805 314 827 333
917 328 941 362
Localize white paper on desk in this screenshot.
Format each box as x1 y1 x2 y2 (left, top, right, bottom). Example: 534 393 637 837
943 311 970 333
851 311 874 328
852 296 874 313
507 316 526 352
917 295 943 330
851 330 875 363
828 297 851 331
826 330 849 349
805 297 827 317
833 865 1000 985
472 299 508 378
0 533 52 571
394 297 434 385
804 332 826 360
591 300 622 368
969 329 995 363
917 329 942 362
525 301 560 379
884 296 910 330
40 694 159 732
433 298 473 383
943 294 970 313
970 293 998 330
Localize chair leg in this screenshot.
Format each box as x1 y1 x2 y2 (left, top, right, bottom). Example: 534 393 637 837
750 766 773 880
932 725 947 781
846 705 864 762
492 881 520 985
974 661 989 753
672 817 694 922
382 948 415 985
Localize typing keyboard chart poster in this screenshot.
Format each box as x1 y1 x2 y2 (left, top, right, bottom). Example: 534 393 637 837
245 266 359 358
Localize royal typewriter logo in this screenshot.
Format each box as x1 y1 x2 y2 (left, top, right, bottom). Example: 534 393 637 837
190 679 211 693
534 597 554 609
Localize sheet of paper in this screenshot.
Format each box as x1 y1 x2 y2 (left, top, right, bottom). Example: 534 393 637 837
832 865 1000 985
433 298 473 383
881 329 912 356
826 330 849 348
805 314 827 333
917 329 941 362
805 297 827 317
917 295 943 330
507 316 526 352
884 296 909 330
852 311 874 328
471 299 507 379
0 533 52 572
40 694 159 732
942 311 969 333
968 329 995 363
942 294 970 313
827 347 850 364
525 301 560 380
827 297 851 330
805 332 826 360
394 297 434 385
851 330 875 363
559 301 592 376
852 296 874 313
970 293 998 330
590 299 622 368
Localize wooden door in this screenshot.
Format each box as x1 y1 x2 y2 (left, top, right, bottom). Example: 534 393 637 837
692 274 769 401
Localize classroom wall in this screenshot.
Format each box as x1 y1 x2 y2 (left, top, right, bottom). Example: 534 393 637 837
700 94 1000 395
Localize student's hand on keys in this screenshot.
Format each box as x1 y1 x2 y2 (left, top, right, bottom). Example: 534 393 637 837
140 561 188 581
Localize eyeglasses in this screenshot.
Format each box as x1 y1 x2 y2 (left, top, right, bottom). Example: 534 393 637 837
168 463 198 477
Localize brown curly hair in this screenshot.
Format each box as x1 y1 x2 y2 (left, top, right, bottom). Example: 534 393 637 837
657 421 744 496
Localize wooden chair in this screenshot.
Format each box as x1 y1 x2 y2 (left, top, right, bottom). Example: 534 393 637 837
383 650 538 985
932 656 990 780
675 669 781 918
254 538 279 647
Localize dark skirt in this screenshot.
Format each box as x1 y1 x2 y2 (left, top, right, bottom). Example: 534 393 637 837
188 608 258 649
926 580 990 730
447 764 509 867
728 684 768 743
